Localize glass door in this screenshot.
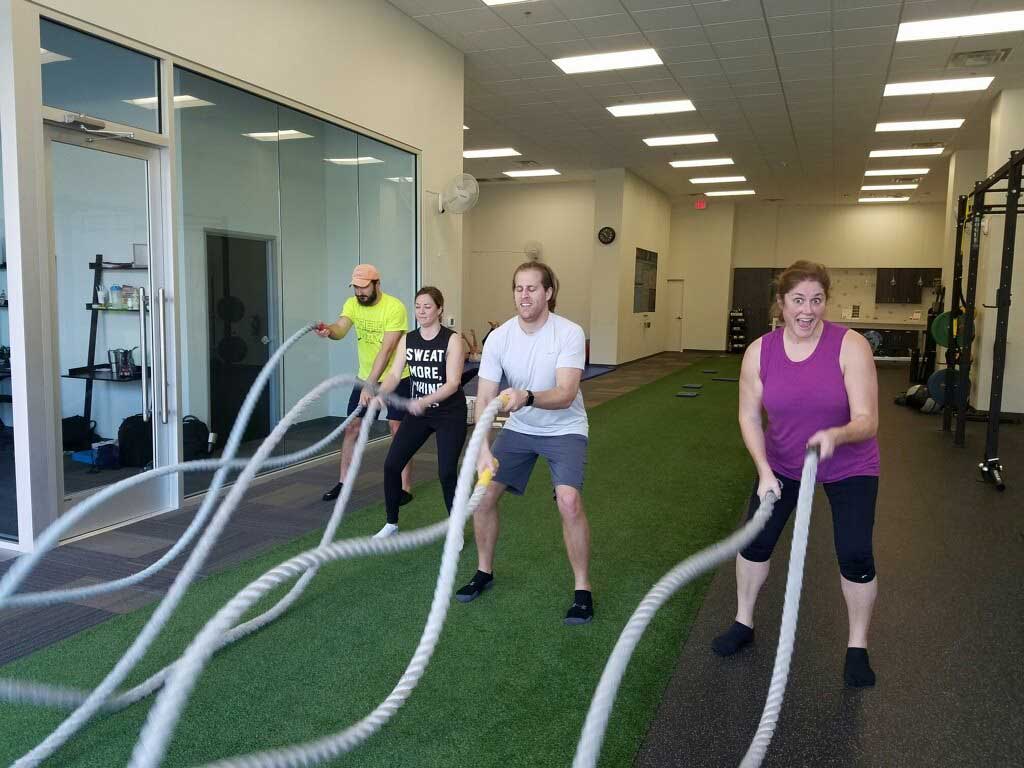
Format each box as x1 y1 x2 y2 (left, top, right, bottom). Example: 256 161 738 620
45 124 173 537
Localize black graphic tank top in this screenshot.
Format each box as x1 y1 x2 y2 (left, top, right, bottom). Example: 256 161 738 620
405 326 466 417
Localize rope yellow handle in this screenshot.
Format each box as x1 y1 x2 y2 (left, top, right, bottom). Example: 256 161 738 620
474 393 511 487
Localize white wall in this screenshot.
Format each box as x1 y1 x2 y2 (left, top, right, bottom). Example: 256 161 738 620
668 201 735 351
462 180 594 342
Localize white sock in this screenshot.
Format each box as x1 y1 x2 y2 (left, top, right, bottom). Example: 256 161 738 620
373 523 399 539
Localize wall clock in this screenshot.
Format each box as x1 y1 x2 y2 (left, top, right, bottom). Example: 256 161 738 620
597 226 616 245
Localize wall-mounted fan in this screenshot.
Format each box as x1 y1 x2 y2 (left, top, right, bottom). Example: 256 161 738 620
434 173 479 214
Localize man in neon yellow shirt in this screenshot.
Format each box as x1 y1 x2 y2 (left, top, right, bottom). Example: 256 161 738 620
315 264 413 502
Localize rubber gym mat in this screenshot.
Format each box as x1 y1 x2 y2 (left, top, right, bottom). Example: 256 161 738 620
681 384 703 389
701 369 718 374
675 392 700 398
712 377 739 382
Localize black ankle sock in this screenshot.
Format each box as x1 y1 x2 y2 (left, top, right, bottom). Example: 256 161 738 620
574 589 593 608
712 621 754 656
844 647 876 687
473 570 493 584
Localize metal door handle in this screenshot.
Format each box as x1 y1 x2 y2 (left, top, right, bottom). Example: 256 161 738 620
260 336 271 345
138 287 149 422
158 288 168 424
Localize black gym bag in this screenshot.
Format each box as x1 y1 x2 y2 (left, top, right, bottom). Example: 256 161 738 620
182 415 210 460
62 415 98 452
118 414 152 467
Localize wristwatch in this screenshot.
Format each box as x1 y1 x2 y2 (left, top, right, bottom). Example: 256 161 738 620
525 389 535 407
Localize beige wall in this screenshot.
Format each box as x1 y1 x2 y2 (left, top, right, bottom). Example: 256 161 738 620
668 201 735 351
733 203 947 269
589 169 626 364
35 0 466 320
462 179 595 341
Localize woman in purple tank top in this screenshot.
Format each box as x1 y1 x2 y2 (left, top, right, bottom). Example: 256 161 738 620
712 261 881 688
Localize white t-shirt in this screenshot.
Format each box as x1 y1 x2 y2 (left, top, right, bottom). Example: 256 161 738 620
479 313 588 437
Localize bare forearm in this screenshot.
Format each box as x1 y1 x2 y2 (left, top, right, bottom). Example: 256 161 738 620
419 381 459 407
829 414 877 447
529 386 576 410
739 416 773 477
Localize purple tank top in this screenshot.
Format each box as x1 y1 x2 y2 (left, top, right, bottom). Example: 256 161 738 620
760 321 880 483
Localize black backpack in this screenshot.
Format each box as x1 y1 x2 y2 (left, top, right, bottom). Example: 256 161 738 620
118 414 152 467
62 416 98 452
182 415 210 460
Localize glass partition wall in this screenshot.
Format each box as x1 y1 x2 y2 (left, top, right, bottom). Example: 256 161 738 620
174 69 416 495
0 125 15 541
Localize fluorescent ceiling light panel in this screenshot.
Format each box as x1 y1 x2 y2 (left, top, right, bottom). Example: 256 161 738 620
124 94 214 110
553 48 662 75
864 168 930 176
859 197 910 203
689 176 747 184
40 47 70 64
670 158 734 168
705 189 756 197
869 148 943 157
884 77 993 96
324 157 383 165
607 99 694 117
862 184 918 190
503 169 561 177
897 11 1024 42
876 119 964 132
644 133 717 147
243 129 313 141
386 177 415 182
463 147 521 158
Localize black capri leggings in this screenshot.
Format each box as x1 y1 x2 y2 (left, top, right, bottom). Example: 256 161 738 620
383 409 468 524
741 473 878 583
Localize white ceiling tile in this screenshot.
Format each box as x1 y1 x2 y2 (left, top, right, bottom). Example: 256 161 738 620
533 39 594 57
834 4 902 30
552 0 624 19
464 27 532 51
777 49 833 70
411 0 478 12
833 26 897 48
900 0 969 23
727 67 781 86
619 64 674 82
713 37 774 58
582 83 639 98
622 0 686 11
893 39 956 61
703 19 770 44
693 0 764 24
833 0 900 8
508 60 564 77
834 43 892 63
668 58 725 76
572 13 640 37
953 31 1024 52
387 0 429 15
493 0 567 25
587 32 652 50
632 5 701 31
431 8 507 35
731 82 785 97
764 0 832 15
721 54 778 73
834 58 889 76
772 31 833 53
659 42 717 63
487 46 549 66
644 26 710 46
517 21 583 45
767 12 831 36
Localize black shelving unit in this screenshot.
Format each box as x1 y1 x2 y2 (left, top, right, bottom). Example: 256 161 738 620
728 309 748 353
66 254 149 423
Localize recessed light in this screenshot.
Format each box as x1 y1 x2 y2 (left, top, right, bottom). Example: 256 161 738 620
897 11 1024 42
607 99 695 117
705 189 756 197
869 148 943 157
463 125 469 130
324 157 383 165
876 119 964 132
859 196 910 203
243 130 313 141
884 77 993 96
39 47 70 64
689 176 747 184
553 48 662 75
463 147 521 159
670 158 734 168
644 133 717 147
861 184 918 190
864 168 930 176
503 168 561 178
124 95 214 110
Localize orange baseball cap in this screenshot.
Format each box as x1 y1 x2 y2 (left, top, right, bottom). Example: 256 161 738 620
350 263 381 287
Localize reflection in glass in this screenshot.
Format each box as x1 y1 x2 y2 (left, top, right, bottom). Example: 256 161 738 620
0 126 16 540
40 19 161 133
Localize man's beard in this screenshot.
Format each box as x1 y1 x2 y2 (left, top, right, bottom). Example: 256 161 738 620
356 286 378 305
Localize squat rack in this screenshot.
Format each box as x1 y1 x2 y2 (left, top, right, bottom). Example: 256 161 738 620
943 148 1022 491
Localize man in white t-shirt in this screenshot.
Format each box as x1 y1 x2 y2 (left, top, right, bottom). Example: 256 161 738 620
455 262 594 625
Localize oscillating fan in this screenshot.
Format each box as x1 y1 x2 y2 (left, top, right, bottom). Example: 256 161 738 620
436 173 480 214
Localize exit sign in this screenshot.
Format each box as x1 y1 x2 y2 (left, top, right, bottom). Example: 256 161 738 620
694 198 707 210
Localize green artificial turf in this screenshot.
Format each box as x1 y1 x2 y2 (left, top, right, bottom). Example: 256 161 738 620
0 357 753 767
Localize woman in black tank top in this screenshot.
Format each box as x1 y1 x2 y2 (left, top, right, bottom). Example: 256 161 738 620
375 287 467 537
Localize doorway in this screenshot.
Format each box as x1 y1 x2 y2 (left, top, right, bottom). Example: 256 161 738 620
667 279 685 352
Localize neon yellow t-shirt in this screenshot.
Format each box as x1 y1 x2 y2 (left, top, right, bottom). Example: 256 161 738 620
340 293 410 381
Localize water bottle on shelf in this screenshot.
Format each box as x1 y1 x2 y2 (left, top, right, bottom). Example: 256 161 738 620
108 284 123 307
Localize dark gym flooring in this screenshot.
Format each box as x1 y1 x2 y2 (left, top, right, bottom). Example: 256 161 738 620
637 363 1024 768
1 356 1021 768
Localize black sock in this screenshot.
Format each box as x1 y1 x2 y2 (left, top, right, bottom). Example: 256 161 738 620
574 589 593 608
472 570 493 584
712 621 754 656
844 647 876 687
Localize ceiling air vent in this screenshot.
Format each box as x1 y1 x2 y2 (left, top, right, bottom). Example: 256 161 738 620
512 159 541 168
948 48 1011 68
895 176 923 184
763 197 784 202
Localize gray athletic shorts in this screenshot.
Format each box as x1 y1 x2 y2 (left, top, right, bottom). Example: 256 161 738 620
491 428 588 496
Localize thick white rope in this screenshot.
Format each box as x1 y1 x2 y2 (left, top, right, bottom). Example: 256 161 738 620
573 449 819 768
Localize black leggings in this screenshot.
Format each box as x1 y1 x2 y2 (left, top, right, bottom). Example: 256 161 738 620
383 410 468 524
741 474 878 583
